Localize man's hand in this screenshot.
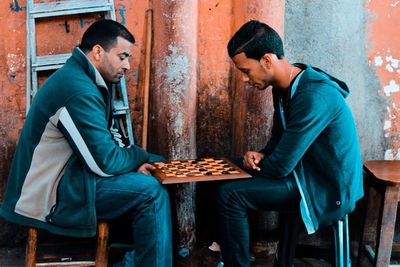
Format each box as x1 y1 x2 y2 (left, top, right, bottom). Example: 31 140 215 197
137 163 156 175
243 151 265 171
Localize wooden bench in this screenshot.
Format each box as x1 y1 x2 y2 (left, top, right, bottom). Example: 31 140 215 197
25 221 109 267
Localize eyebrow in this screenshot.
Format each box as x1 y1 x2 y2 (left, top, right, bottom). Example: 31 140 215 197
119 51 131 57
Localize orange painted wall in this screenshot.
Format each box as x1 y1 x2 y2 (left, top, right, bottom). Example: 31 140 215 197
367 1 400 160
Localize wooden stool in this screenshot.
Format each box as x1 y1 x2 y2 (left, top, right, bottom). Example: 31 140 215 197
275 213 351 267
25 221 109 267
357 160 400 267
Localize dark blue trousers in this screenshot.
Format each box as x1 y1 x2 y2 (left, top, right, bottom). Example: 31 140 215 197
95 154 172 267
217 162 300 267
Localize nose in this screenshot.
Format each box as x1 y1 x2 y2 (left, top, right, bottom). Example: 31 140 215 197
122 60 130 71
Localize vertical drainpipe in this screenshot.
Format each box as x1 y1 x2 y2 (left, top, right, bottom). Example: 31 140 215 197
150 0 198 254
230 0 285 156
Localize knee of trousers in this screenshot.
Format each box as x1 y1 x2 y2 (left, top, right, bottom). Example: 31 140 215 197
123 173 170 203
142 180 169 203
216 182 238 207
153 184 170 202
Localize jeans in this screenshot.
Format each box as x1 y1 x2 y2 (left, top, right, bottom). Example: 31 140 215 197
95 153 172 267
216 159 300 267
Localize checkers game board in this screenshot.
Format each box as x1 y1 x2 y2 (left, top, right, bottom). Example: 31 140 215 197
150 157 252 184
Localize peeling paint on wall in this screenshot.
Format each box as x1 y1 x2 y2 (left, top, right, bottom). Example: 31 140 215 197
6 53 25 82
391 1 400 8
384 148 400 159
385 55 399 72
164 44 192 159
384 80 400 96
374 56 383 66
151 0 199 163
165 44 190 96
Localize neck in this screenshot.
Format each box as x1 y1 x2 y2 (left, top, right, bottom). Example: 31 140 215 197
276 62 300 93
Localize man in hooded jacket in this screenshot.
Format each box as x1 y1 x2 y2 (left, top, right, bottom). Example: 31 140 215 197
217 20 363 267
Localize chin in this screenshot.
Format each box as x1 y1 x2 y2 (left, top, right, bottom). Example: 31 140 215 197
110 77 122 84
259 85 272 91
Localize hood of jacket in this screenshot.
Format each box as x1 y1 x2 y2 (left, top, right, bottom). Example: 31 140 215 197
294 63 350 98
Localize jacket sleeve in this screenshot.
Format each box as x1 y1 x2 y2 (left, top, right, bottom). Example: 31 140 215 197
56 91 149 177
259 88 282 155
260 86 335 179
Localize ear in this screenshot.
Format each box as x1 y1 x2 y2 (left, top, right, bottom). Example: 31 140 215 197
260 54 273 70
91 44 104 61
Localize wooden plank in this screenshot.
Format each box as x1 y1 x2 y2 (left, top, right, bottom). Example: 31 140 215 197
141 9 153 150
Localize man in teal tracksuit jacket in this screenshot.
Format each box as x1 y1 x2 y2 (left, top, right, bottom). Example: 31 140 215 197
217 20 363 267
0 20 172 266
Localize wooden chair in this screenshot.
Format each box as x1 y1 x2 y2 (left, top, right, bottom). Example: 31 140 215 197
275 213 351 267
25 221 109 267
357 160 400 267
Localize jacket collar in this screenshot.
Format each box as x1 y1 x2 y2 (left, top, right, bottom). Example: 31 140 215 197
71 47 108 91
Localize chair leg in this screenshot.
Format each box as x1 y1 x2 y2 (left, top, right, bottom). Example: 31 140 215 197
357 182 386 267
25 223 109 267
26 227 37 267
95 221 109 267
374 186 399 267
343 215 351 267
275 213 300 267
332 219 344 267
95 222 109 267
332 215 351 267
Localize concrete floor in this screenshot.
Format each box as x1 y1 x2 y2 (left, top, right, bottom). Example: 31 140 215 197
173 243 332 267
0 246 333 267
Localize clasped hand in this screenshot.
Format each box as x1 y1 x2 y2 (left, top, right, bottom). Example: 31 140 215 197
137 163 156 175
243 151 265 171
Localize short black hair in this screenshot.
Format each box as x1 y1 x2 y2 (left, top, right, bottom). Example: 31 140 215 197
79 19 135 53
227 20 284 60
